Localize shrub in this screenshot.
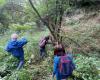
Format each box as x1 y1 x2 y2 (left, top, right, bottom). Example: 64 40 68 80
74 55 99 80
9 24 32 32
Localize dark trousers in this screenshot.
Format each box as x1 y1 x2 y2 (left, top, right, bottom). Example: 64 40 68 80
40 47 47 58
15 56 24 70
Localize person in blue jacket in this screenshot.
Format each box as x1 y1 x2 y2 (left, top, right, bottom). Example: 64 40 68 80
53 45 75 80
5 33 28 70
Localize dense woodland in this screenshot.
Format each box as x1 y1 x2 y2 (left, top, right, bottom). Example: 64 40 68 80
0 0 100 80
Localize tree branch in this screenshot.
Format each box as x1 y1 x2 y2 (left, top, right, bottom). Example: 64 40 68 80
28 0 56 40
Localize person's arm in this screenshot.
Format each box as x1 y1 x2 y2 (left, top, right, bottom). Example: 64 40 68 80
53 57 59 77
17 38 28 47
67 54 76 70
5 45 11 52
46 40 53 44
5 42 13 52
71 59 76 70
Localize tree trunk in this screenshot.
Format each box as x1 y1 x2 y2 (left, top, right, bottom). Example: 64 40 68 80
28 0 57 41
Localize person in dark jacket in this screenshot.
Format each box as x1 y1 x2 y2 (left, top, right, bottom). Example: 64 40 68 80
39 36 50 58
5 33 28 70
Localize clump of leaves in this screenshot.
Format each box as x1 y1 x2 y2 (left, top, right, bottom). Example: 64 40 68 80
7 69 32 80
74 55 99 80
9 24 32 32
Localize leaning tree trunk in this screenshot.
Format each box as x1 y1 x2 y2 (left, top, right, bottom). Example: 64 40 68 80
29 0 56 39
28 0 68 43
28 0 88 56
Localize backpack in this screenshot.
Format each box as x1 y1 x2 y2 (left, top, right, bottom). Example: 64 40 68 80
39 38 46 47
59 55 75 76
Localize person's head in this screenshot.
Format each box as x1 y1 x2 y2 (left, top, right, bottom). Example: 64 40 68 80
11 33 18 40
45 35 50 41
54 42 58 48
57 48 65 56
66 46 72 52
55 43 65 56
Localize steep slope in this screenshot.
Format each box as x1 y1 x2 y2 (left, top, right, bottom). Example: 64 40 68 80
61 8 100 56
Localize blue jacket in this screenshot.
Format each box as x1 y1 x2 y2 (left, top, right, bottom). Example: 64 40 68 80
53 56 60 79
5 38 27 60
53 54 75 80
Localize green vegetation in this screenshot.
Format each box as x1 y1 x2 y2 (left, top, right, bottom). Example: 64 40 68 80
0 0 100 80
0 0 5 5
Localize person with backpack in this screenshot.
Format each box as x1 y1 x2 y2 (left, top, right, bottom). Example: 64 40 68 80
5 33 28 70
39 35 50 58
53 45 75 80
